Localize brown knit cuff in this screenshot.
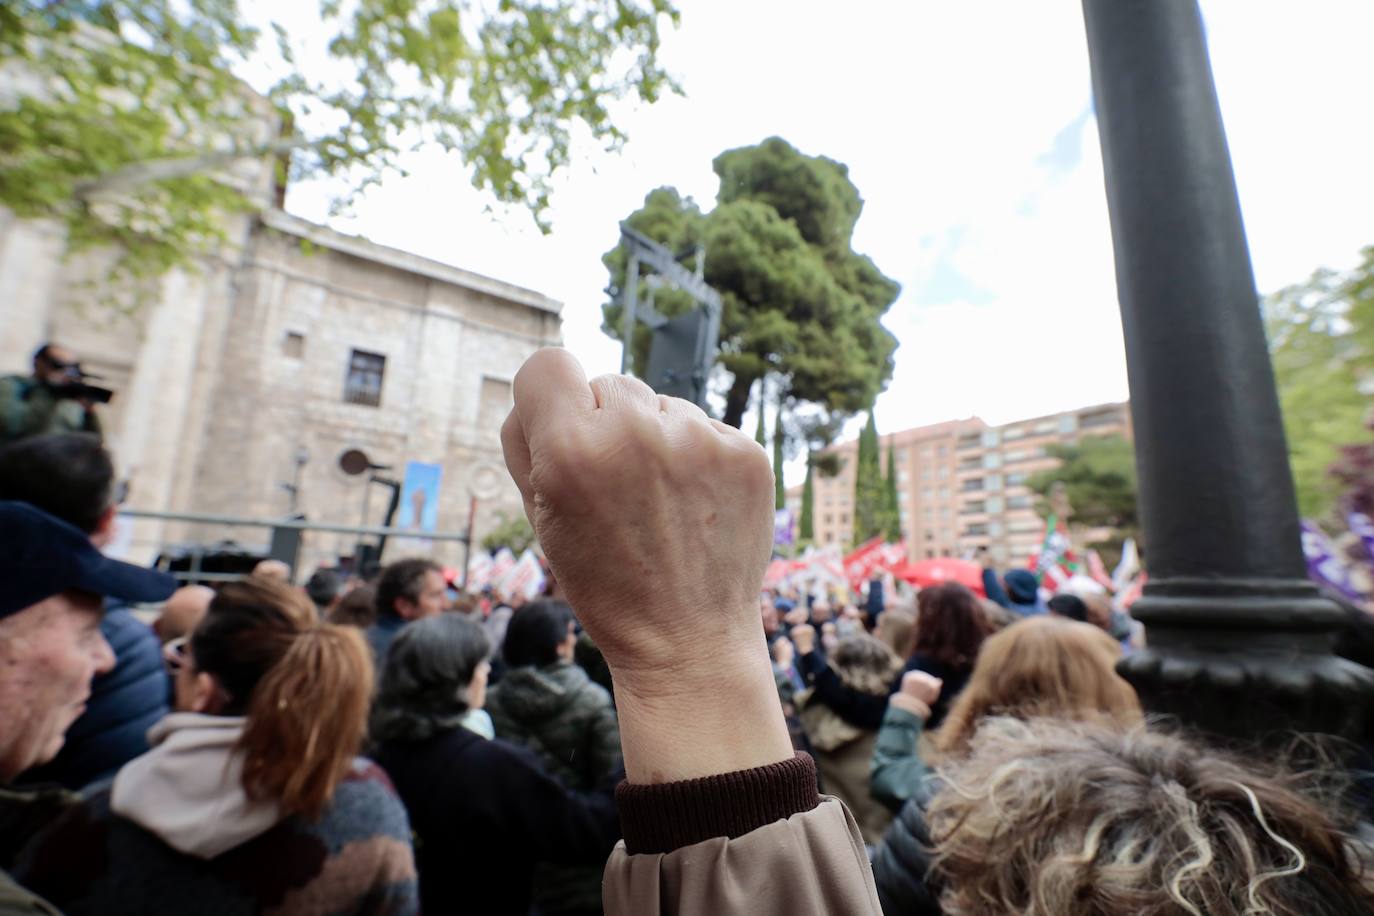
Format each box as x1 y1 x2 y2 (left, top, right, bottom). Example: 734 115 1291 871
616 753 820 855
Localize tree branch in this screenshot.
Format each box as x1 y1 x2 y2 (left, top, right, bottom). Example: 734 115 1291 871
71 137 314 201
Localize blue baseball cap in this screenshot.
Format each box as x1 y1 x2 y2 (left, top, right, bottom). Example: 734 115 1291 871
0 501 177 617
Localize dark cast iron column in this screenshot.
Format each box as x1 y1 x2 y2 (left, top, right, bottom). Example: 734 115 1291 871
1081 0 1374 740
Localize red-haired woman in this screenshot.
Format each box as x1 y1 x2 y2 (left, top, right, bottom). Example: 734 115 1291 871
15 578 418 915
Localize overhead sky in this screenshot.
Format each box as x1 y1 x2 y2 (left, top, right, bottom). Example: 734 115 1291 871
270 1 1374 485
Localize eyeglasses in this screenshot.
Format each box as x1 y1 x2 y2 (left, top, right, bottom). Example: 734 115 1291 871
163 636 188 674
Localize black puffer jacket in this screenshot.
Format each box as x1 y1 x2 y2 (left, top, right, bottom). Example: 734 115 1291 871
870 783 944 916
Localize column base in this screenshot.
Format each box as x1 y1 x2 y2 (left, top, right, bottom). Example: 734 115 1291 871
1120 578 1374 741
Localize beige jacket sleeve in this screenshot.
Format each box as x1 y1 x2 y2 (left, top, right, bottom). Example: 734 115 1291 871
603 755 882 916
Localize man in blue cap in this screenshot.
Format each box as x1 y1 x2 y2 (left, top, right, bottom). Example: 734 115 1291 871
0 500 176 914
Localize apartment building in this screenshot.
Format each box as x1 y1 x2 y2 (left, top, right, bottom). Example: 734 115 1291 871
800 402 1132 565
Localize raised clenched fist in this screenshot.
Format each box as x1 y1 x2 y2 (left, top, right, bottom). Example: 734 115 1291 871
789 623 816 656
899 669 943 707
500 349 776 694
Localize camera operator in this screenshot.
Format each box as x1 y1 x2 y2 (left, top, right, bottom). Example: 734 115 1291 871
0 343 107 446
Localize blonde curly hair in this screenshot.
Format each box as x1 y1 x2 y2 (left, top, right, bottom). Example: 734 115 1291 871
928 718 1374 916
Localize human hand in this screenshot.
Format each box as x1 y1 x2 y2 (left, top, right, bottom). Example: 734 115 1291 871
888 671 942 721
771 637 794 668
782 606 809 627
900 670 943 706
820 621 839 653
789 623 816 656
501 349 790 783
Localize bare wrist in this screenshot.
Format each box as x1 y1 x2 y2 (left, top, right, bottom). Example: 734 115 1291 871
612 640 794 784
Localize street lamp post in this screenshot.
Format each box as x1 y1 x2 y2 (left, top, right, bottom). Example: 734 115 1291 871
1081 0 1374 740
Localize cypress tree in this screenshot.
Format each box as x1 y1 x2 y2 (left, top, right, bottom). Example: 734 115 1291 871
773 406 786 510
884 441 902 541
800 457 815 540
754 380 767 447
854 411 884 542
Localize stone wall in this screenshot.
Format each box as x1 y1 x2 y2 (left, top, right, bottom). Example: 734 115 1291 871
1 202 562 579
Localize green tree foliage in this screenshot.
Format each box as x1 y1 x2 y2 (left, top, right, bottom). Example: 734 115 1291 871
799 458 815 541
883 442 901 541
602 137 900 428
773 405 786 510
1026 435 1139 537
481 512 537 555
1 0 679 298
854 412 886 542
1265 247 1374 518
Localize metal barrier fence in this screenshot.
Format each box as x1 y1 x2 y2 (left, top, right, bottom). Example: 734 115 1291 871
117 508 471 583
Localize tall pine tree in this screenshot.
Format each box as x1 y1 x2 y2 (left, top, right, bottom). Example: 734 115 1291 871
854 411 885 543
773 407 786 510
884 442 902 541
800 458 815 541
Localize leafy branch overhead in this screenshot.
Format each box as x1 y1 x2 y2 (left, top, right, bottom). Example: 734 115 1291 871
0 0 680 293
602 137 901 429
1264 246 1374 518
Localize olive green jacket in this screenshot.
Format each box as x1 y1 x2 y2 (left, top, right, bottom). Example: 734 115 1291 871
0 375 101 447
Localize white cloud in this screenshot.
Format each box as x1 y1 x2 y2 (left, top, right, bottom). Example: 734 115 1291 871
269 1 1373 487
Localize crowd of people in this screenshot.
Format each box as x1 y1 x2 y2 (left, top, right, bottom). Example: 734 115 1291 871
4 346 1374 914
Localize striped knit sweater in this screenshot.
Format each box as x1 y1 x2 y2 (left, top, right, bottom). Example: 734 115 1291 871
13 759 418 916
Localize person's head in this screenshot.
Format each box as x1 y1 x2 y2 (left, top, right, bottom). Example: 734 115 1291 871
979 598 1016 632
1003 569 1041 605
1078 590 1115 632
929 718 1374 916
154 584 214 644
0 432 117 545
0 502 174 781
936 615 1142 756
305 568 342 613
375 558 445 622
828 632 904 696
327 584 377 628
173 577 372 819
370 614 493 744
501 598 576 668
1047 593 1089 622
32 343 78 385
251 558 291 583
874 608 916 660
760 594 780 635
912 583 990 669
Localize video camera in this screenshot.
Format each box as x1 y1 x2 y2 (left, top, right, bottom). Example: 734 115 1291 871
43 359 114 404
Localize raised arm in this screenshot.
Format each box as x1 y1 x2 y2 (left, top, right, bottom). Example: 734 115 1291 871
870 671 942 813
501 349 881 916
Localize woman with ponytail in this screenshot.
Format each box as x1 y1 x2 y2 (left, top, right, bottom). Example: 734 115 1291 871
14 578 419 915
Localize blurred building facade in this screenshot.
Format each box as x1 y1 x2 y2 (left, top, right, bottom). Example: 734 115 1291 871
800 402 1132 564
0 198 560 576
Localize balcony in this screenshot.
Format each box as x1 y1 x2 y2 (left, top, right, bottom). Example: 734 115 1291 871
1080 410 1120 429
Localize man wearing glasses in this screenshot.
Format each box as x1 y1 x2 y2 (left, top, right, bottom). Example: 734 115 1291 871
0 343 105 446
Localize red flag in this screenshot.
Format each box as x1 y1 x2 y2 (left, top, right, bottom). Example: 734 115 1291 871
844 537 895 592
1086 550 1114 590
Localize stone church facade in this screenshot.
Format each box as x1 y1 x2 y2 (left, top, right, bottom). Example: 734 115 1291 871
0 194 561 576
